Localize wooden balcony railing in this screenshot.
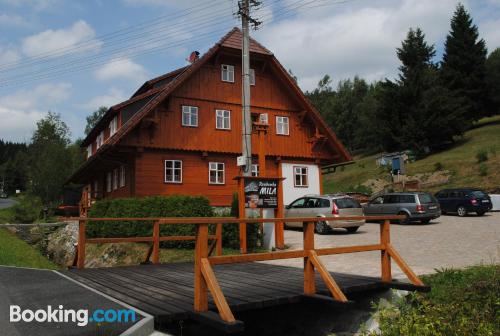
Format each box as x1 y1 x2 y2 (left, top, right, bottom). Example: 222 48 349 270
69 215 424 326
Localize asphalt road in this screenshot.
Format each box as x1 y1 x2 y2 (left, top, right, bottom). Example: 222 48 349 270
266 211 500 278
0 198 16 210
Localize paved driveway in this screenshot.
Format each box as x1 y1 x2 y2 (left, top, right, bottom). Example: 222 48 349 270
265 212 500 279
0 198 16 210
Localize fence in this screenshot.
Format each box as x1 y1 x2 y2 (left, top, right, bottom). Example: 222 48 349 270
71 215 424 324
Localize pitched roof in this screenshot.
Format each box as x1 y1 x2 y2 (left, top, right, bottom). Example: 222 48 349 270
75 28 351 176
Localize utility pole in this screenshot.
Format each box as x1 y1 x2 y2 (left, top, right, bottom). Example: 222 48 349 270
238 0 261 176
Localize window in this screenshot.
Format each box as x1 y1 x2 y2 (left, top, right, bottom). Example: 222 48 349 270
109 116 118 136
249 68 255 86
87 144 92 158
96 131 104 149
289 198 306 208
276 116 289 135
334 198 361 209
251 164 259 177
119 165 126 187
209 162 225 184
112 168 118 190
294 166 308 187
93 180 98 198
221 64 234 82
182 105 198 127
215 109 230 130
164 160 182 183
106 172 112 192
306 198 318 208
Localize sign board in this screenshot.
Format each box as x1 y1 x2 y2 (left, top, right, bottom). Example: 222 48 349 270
236 156 246 167
244 178 278 209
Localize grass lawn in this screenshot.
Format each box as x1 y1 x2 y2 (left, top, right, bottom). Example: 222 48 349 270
325 116 500 194
365 264 499 335
0 228 58 269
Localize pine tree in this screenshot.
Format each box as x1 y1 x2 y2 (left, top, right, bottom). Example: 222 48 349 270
441 3 488 121
486 48 500 115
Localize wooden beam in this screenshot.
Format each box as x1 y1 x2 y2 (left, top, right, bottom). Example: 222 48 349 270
216 223 223 256
315 244 383 256
380 219 392 282
275 161 285 249
200 258 235 323
238 178 247 254
87 237 154 244
208 250 306 265
386 244 424 286
194 224 209 312
152 221 160 264
303 221 315 295
308 251 348 302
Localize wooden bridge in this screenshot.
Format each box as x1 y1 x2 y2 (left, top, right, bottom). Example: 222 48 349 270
65 216 429 333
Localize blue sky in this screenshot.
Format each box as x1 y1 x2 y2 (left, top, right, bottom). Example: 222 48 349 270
0 0 499 143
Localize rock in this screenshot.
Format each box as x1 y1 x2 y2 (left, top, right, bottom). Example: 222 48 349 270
46 221 78 267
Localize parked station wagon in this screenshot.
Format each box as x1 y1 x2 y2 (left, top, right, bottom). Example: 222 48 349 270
284 194 365 234
435 188 492 216
363 192 440 224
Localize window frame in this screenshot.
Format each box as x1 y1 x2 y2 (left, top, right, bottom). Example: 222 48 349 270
251 164 259 177
215 109 231 130
276 116 290 135
293 166 309 187
87 144 92 158
221 64 235 83
164 160 183 184
249 68 255 86
119 165 126 188
181 105 199 127
109 116 118 136
208 162 225 185
96 131 104 149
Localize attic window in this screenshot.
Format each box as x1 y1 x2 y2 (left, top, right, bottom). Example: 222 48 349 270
221 64 234 83
87 144 92 158
96 131 104 149
109 116 118 136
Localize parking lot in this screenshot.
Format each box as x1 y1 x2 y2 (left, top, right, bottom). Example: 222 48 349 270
266 212 500 278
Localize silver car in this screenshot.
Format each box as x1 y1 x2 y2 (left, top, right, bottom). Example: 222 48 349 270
284 194 365 234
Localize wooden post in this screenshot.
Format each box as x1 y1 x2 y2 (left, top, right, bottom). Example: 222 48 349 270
152 221 160 264
216 223 223 256
238 178 247 254
275 161 285 249
303 221 315 295
194 223 209 312
77 220 86 269
257 126 267 177
380 219 392 282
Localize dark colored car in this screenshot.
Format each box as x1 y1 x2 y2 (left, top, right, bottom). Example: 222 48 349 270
363 192 441 224
435 188 492 216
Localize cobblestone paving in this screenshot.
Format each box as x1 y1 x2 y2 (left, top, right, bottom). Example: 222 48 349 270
264 212 500 279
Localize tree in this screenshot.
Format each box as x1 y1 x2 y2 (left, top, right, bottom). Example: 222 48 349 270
84 106 107 135
441 3 488 121
28 112 73 205
486 48 500 115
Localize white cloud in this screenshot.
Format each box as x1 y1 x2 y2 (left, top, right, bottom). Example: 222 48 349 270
0 83 72 142
21 20 101 57
83 87 127 111
95 58 148 82
480 19 500 50
256 0 463 90
0 45 20 64
0 13 28 27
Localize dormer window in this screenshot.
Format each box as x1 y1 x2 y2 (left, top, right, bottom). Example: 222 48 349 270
250 68 255 86
109 116 118 136
221 64 234 82
96 131 104 149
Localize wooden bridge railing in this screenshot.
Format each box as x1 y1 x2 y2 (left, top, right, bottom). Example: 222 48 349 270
70 215 424 326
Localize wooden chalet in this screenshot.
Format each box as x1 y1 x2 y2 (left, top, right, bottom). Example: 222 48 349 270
69 28 351 208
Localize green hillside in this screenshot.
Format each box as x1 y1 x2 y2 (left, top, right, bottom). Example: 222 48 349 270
324 116 500 194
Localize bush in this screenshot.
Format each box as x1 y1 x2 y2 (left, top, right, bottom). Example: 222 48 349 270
346 184 373 195
88 195 262 249
479 163 488 176
11 196 43 223
223 193 262 249
476 150 488 163
433 162 444 171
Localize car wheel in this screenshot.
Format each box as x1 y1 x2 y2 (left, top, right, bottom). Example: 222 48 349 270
457 206 467 217
346 226 359 233
398 212 410 225
420 219 431 224
476 211 485 216
315 221 329 235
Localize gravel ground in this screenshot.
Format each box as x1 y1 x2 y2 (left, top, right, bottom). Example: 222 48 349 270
264 212 500 279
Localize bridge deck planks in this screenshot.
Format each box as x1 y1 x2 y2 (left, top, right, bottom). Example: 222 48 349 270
64 262 410 324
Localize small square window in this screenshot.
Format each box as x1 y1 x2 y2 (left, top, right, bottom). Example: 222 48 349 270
251 164 259 177
249 68 255 86
209 162 225 184
216 109 231 130
182 106 198 127
276 116 289 135
165 160 182 183
294 166 308 187
221 64 234 83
